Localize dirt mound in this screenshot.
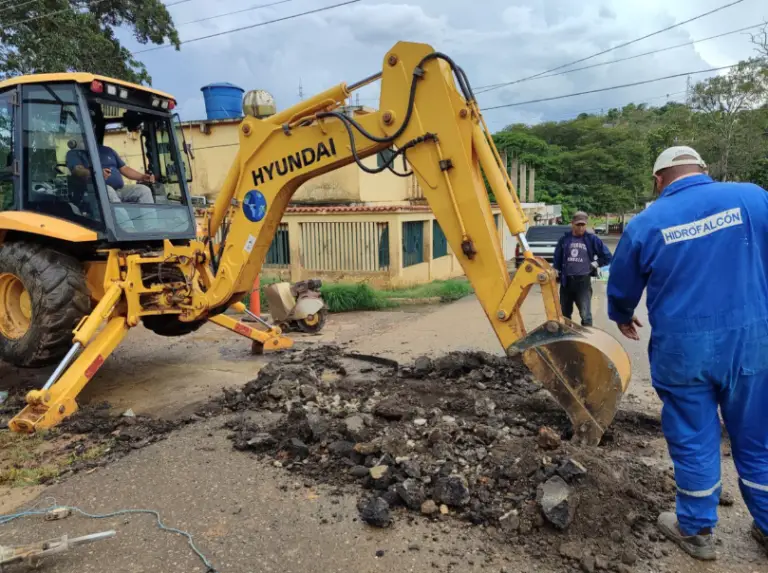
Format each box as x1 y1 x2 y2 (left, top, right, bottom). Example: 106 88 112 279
216 345 674 571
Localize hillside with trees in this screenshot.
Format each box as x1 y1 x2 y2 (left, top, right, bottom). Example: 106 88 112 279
493 32 768 219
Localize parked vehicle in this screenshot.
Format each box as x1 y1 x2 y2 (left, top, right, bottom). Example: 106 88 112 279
594 224 607 235
515 225 571 267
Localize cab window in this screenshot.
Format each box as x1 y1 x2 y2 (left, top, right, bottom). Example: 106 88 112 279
21 84 103 229
0 90 15 211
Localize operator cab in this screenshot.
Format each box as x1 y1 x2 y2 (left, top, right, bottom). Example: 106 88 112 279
0 74 196 243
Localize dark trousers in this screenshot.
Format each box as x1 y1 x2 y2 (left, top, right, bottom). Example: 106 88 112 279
560 274 593 326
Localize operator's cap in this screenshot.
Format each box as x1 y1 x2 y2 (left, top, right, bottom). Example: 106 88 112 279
572 211 588 224
653 146 707 174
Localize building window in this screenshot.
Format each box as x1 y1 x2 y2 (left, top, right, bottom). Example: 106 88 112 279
265 223 290 266
433 220 448 258
494 214 500 229
402 221 425 267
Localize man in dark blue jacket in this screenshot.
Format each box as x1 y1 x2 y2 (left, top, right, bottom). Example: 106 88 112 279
608 146 768 561
553 211 612 326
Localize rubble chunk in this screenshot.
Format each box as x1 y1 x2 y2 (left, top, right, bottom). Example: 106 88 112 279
328 440 355 458
345 415 368 442
397 479 426 510
374 398 409 420
559 541 583 560
474 397 497 417
433 475 471 507
537 426 562 450
537 476 577 530
557 458 588 481
360 497 391 528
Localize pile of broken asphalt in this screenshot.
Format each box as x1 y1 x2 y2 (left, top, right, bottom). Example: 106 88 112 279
196 345 679 573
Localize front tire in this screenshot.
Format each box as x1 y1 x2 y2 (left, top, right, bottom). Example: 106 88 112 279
141 315 207 337
0 242 90 367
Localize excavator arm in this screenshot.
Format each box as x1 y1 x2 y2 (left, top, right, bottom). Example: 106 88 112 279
10 41 630 444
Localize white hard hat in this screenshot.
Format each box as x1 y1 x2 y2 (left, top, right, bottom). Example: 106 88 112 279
653 146 707 175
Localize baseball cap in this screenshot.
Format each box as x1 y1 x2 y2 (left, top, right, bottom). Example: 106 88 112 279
572 211 588 224
653 146 707 174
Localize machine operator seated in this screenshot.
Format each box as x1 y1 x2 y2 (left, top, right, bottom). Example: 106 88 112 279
66 143 155 204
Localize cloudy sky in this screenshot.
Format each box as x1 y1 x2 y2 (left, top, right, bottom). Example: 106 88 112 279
123 0 766 131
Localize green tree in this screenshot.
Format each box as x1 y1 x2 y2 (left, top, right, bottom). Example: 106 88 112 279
691 59 768 181
0 0 180 85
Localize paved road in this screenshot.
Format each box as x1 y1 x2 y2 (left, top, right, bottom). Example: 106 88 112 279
2 245 767 571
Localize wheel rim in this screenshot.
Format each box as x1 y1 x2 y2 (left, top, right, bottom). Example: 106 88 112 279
0 273 31 340
303 313 320 327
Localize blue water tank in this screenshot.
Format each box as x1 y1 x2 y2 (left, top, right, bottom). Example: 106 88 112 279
200 82 245 120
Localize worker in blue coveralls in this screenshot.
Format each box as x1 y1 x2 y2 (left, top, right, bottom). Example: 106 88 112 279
607 145 768 561
553 211 612 326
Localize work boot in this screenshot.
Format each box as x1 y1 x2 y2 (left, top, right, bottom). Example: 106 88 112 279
657 512 717 561
751 522 768 556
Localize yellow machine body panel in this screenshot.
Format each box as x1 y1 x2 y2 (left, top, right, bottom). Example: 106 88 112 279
0 212 99 243
0 72 176 101
6 42 631 445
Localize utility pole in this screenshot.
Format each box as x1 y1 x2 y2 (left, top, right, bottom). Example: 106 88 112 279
685 76 693 107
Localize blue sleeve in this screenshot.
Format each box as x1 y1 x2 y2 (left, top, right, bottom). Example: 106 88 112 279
66 149 85 171
593 235 613 266
108 147 126 169
553 236 565 271
607 228 646 324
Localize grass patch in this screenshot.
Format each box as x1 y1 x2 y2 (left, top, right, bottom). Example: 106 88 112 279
381 279 474 303
319 279 473 313
239 278 474 314
0 431 114 488
0 466 59 487
320 283 396 313
66 443 112 466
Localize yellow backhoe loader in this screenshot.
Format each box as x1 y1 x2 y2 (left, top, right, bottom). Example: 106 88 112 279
0 42 630 444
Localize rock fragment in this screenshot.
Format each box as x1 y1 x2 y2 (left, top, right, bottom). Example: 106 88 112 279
433 476 470 507
537 476 577 530
360 497 391 528
537 426 562 450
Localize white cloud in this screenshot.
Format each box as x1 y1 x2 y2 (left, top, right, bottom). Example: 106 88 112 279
129 0 762 131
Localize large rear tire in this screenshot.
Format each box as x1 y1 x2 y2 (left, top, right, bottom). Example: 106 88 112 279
0 242 90 367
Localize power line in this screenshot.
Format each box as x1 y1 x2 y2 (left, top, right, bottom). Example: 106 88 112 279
482 64 735 111
166 0 195 7
178 0 294 26
135 0 360 53
5 0 109 27
476 0 747 94
475 22 765 94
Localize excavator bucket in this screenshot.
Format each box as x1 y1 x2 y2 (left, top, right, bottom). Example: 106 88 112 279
508 320 631 446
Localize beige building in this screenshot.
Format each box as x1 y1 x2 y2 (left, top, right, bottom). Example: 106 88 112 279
104 109 549 287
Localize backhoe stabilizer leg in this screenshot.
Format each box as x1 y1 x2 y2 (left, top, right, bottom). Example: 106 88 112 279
208 313 293 354
9 317 130 433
